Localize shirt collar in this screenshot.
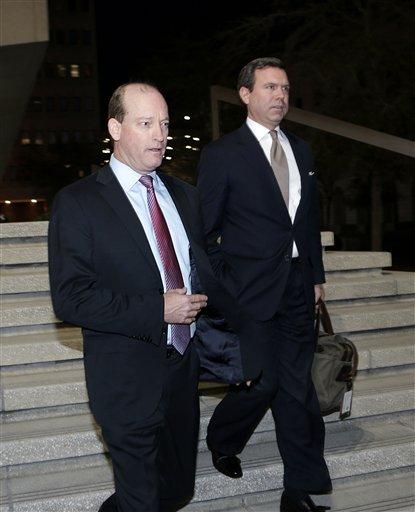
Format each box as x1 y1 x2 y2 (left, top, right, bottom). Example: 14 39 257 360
110 154 158 192
246 117 285 142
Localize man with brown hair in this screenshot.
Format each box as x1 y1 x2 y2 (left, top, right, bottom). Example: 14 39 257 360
197 58 332 511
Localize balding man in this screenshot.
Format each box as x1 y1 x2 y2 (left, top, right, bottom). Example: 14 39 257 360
48 82 238 512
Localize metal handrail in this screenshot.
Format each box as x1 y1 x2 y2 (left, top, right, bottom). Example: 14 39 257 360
210 85 415 158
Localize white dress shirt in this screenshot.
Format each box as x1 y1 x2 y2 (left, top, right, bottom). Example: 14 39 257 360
110 154 195 341
246 118 301 257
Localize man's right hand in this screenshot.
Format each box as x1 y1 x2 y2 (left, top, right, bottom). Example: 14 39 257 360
164 287 208 324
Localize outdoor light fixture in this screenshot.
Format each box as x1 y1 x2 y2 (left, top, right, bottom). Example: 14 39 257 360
184 135 191 138
166 146 173 150
5 200 11 204
167 136 173 140
192 137 200 141
165 156 172 160
30 199 38 203
102 149 111 154
185 145 192 149
184 115 191 120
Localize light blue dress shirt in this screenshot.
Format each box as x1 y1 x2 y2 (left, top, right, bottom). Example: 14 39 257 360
110 154 195 342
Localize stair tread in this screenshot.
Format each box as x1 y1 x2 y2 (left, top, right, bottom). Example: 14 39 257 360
1 416 413 506
1 327 80 346
2 372 413 441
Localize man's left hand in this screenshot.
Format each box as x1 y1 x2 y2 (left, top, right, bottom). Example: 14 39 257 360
314 284 325 312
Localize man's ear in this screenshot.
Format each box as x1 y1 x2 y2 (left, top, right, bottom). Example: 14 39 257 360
239 87 251 106
108 118 121 141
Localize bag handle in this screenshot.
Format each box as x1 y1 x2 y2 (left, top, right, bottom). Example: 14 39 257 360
315 300 334 336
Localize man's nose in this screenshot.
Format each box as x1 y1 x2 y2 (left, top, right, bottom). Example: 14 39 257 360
274 87 285 99
152 124 165 142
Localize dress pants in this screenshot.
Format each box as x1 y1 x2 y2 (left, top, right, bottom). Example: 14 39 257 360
207 260 332 492
91 344 200 512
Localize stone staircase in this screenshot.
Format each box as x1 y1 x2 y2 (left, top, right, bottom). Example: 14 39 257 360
1 222 414 512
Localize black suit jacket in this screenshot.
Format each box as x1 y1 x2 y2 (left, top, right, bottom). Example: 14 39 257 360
197 123 325 323
48 165 242 424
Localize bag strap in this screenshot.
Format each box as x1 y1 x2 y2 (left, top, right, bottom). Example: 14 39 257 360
315 300 334 336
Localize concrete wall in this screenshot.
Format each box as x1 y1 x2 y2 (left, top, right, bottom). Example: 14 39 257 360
0 0 48 176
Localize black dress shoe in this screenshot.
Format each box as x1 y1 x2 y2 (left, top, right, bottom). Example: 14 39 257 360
98 493 118 512
280 490 330 512
209 447 243 478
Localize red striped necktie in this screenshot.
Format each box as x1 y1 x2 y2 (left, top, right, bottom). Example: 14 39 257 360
139 174 190 354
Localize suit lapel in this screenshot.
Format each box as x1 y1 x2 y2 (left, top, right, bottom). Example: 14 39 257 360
237 124 292 224
157 172 195 246
284 131 311 223
96 165 161 279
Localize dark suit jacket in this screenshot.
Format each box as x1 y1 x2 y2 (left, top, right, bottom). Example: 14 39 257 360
196 124 325 374
48 165 242 425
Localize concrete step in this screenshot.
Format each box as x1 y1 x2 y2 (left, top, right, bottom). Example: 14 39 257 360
0 266 49 294
1 247 390 273
0 295 57 328
354 331 415 370
325 272 415 301
199 368 415 441
324 251 391 273
1 361 87 412
186 467 415 511
1 414 413 511
2 323 413 371
0 242 48 265
2 334 414 411
0 224 333 246
2 368 413 466
2 266 413 301
0 221 48 239
1 327 82 366
328 298 415 333
1 289 413 334
386 271 415 295
349 328 415 370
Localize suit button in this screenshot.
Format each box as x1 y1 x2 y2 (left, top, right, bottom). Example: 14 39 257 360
284 254 290 262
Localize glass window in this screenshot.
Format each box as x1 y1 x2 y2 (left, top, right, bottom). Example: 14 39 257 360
54 0 65 11
84 97 94 111
82 30 92 45
83 63 93 78
68 30 79 45
59 97 68 111
44 63 55 78
56 30 65 44
70 97 81 111
46 97 55 112
34 132 44 145
86 130 96 143
70 64 80 78
57 64 67 78
28 97 42 112
61 131 70 143
20 131 31 145
48 131 57 144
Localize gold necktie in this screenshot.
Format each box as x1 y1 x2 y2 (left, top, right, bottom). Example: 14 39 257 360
270 130 289 208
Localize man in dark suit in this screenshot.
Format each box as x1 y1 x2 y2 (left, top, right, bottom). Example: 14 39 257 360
197 58 332 511
48 82 240 512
